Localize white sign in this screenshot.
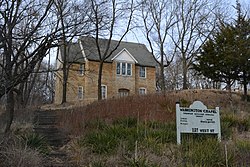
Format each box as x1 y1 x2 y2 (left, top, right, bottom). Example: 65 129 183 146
176 101 221 144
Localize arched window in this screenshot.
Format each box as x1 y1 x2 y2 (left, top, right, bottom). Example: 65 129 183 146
139 87 146 95
118 88 130 97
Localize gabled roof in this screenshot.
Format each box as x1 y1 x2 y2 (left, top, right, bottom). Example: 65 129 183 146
62 36 157 67
59 42 84 63
111 48 138 63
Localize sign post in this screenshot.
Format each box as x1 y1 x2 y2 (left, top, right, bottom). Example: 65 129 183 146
176 101 221 144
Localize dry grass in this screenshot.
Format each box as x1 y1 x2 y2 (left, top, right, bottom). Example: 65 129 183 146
0 134 45 167
0 105 36 134
57 89 250 136
57 94 176 136
45 89 250 166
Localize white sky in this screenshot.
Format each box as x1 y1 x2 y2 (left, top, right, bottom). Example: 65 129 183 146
44 0 250 65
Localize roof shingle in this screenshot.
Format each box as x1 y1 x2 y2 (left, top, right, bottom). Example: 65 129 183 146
62 36 157 67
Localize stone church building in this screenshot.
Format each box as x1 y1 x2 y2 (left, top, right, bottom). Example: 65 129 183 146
54 36 157 104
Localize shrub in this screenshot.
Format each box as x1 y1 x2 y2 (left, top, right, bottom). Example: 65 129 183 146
221 121 234 140
19 133 50 154
113 117 138 128
235 140 250 166
237 117 250 132
124 155 150 167
180 138 227 166
90 161 108 167
0 135 44 167
221 114 250 138
82 129 120 154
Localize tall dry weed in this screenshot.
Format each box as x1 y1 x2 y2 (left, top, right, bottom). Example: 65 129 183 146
58 90 250 136
0 134 45 167
58 94 177 136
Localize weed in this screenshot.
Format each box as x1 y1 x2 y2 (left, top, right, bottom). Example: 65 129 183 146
56 91 250 166
83 130 119 154
237 117 250 132
124 155 149 167
181 138 226 166
113 117 138 128
19 133 50 154
179 98 191 107
0 134 44 167
90 161 108 167
235 140 250 166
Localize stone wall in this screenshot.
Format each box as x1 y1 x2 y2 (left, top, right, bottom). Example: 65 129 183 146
54 60 156 104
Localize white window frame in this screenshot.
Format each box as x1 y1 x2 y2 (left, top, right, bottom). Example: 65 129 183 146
127 63 132 76
118 88 130 97
116 62 121 75
139 87 146 95
78 86 84 99
79 64 84 76
101 85 107 99
116 62 132 76
139 66 146 78
122 62 126 75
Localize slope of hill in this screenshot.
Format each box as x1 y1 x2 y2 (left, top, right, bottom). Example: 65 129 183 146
53 89 250 166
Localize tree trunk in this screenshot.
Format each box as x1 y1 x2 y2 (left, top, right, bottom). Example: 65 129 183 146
226 80 232 92
61 39 67 104
242 71 248 101
59 1 68 104
182 61 188 89
160 64 166 93
62 68 67 104
98 61 104 100
4 90 14 133
17 82 25 107
243 83 247 101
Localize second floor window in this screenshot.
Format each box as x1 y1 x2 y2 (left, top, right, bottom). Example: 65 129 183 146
127 63 131 75
139 66 146 78
116 62 132 76
79 64 84 75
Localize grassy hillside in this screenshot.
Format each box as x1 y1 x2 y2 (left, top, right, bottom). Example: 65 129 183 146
55 89 250 166
57 89 250 135
1 89 250 166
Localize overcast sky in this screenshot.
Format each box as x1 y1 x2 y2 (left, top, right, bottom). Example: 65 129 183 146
45 0 250 64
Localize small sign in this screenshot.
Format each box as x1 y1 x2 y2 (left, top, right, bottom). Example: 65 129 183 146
176 101 221 144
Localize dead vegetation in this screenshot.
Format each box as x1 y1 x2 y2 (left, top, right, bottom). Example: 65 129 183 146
56 90 250 136
1 89 250 166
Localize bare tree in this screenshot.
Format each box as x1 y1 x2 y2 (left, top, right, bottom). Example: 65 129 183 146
169 0 226 89
88 0 135 100
164 55 182 90
16 59 55 108
54 0 92 104
0 0 60 133
140 0 178 92
16 58 43 107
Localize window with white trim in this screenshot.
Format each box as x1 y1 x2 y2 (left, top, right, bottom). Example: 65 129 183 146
116 62 120 75
122 63 126 75
118 88 129 97
116 62 132 76
139 88 146 95
127 63 131 75
78 86 84 99
101 85 107 99
79 64 84 75
139 66 146 78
